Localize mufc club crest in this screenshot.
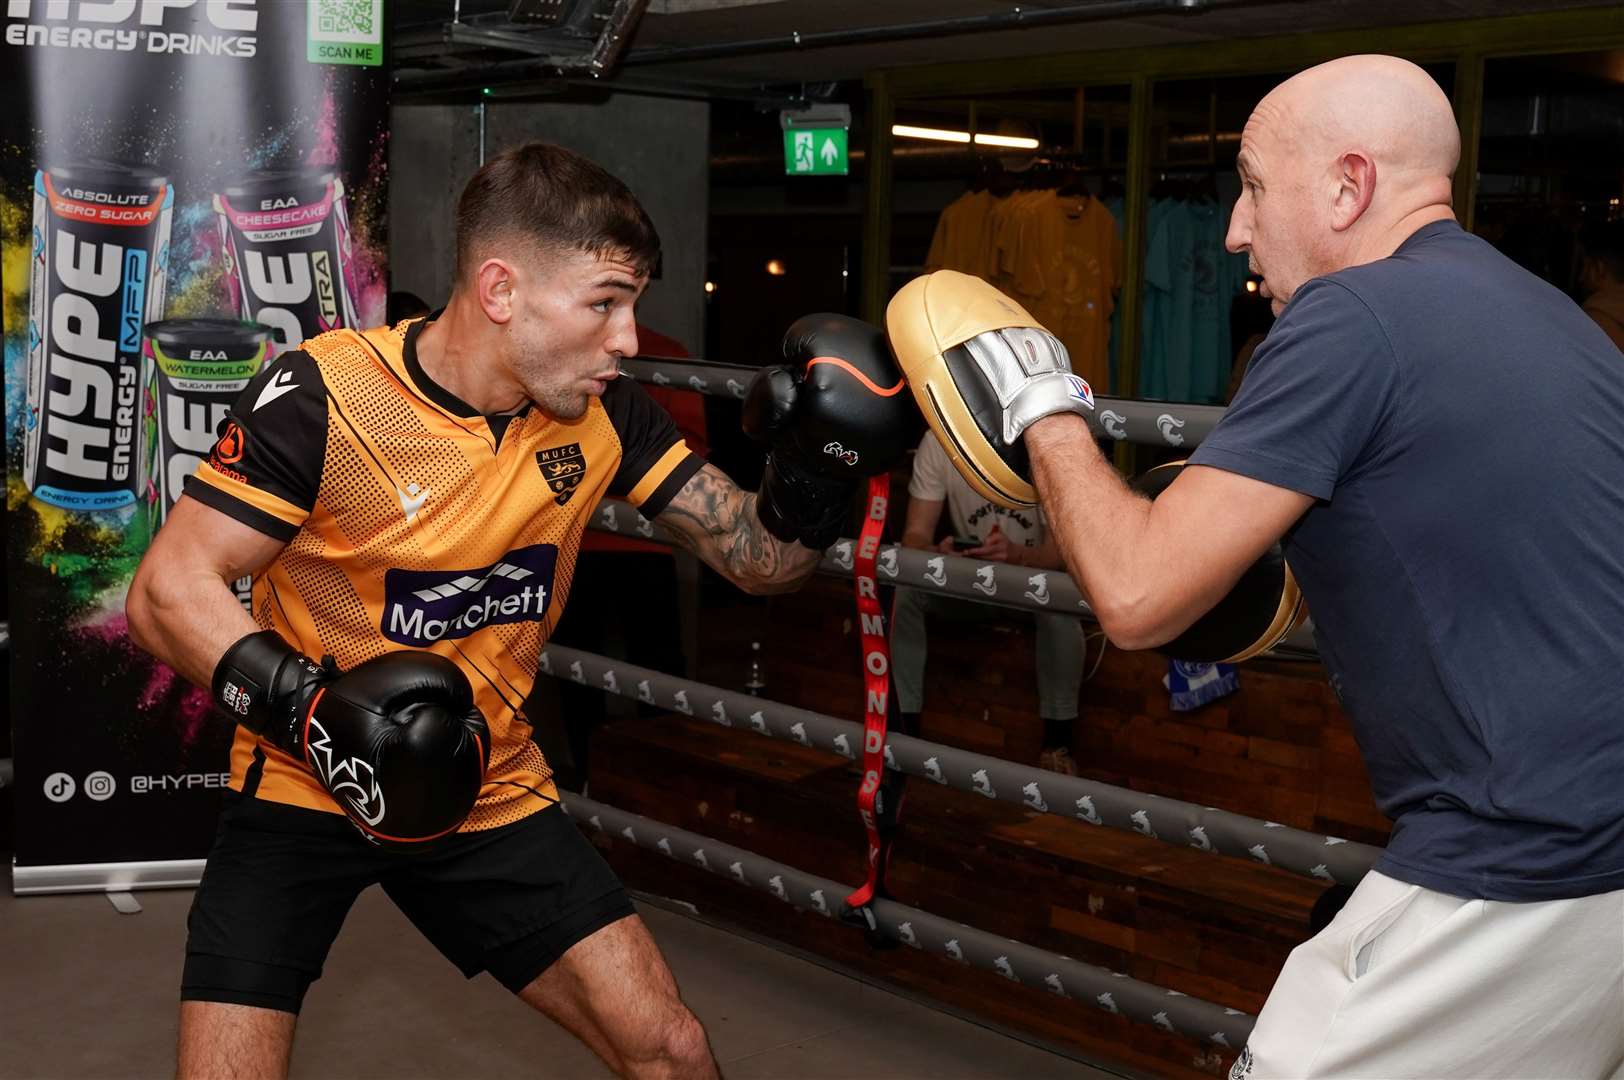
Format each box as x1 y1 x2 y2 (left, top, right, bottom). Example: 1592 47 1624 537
537 443 588 506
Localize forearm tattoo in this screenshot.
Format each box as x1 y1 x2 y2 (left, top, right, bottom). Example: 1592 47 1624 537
660 465 822 593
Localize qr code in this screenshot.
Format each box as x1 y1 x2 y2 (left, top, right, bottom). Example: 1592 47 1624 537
314 0 377 38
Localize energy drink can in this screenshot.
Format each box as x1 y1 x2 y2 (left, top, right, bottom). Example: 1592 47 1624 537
25 164 172 512
143 319 272 611
143 319 272 523
214 170 359 351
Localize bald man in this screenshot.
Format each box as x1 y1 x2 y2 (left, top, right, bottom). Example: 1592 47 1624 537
965 56 1624 1078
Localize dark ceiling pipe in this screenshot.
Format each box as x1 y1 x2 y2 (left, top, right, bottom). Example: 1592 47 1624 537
394 0 1300 94
399 0 646 92
623 0 1251 67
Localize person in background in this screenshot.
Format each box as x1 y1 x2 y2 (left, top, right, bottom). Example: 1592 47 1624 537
1224 281 1276 402
895 432 1086 775
387 289 431 326
546 325 709 791
1578 219 1624 352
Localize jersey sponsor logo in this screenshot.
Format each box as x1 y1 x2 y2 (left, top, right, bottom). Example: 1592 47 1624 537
211 420 246 466
381 543 557 646
253 366 300 411
536 443 587 506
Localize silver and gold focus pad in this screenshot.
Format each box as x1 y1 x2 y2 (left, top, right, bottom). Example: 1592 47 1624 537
886 270 1094 509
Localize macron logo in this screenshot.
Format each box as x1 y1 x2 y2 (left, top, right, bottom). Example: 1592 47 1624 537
397 482 429 524
254 368 300 411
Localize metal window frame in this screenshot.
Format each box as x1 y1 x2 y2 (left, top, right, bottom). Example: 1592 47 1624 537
861 7 1624 400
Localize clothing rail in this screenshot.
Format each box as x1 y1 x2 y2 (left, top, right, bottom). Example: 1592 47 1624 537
541 645 1380 886
588 498 1320 658
621 354 1228 448
562 791 1257 1048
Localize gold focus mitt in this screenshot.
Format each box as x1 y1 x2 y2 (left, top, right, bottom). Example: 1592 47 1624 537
1133 461 1307 664
886 271 1094 510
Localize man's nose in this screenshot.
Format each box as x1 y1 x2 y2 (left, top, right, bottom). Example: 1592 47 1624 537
1225 202 1251 255
611 316 639 359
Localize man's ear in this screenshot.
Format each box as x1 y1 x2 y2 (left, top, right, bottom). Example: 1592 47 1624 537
475 257 516 325
1331 151 1376 232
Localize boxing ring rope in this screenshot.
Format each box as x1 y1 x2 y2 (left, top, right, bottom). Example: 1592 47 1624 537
589 497 1320 658
560 790 1257 1049
540 645 1380 886
623 353 1229 449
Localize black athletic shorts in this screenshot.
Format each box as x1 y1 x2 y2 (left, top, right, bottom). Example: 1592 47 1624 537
181 791 634 1014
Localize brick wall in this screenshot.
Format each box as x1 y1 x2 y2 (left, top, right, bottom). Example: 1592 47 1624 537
568 569 1393 1078
717 575 1390 846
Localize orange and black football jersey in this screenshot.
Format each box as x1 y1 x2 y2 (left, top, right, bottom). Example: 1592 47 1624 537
185 316 702 829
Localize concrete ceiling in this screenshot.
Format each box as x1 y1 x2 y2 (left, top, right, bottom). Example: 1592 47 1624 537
393 0 1624 94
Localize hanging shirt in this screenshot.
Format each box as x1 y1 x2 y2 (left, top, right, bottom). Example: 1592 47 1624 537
994 189 1120 391
925 189 997 278
1139 198 1249 403
985 188 1044 295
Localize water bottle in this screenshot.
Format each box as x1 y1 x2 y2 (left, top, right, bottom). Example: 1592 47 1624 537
745 641 767 696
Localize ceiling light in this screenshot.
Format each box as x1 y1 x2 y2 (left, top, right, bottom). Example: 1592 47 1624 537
891 125 1040 150
893 124 971 144
973 132 1041 149
765 259 787 276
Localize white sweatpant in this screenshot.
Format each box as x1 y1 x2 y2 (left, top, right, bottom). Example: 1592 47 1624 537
1233 870 1624 1080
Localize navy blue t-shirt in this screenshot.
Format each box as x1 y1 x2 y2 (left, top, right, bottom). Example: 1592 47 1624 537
1189 220 1624 901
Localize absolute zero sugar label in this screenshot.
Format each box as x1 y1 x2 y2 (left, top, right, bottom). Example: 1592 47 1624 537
26 165 172 512
214 170 359 352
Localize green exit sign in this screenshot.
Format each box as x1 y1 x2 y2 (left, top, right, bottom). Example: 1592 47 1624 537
784 128 848 176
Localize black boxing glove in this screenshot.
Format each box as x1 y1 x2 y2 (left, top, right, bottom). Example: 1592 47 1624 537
742 314 923 549
213 631 490 846
1131 462 1305 664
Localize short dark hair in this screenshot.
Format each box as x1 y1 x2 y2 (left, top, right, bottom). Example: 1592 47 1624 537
387 290 429 324
1581 220 1624 282
454 141 660 282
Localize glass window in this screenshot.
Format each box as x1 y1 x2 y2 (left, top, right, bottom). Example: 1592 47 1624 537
1140 67 1454 407
1476 50 1624 348
888 86 1132 395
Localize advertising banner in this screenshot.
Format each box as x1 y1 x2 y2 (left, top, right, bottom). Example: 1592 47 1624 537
2 0 389 888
